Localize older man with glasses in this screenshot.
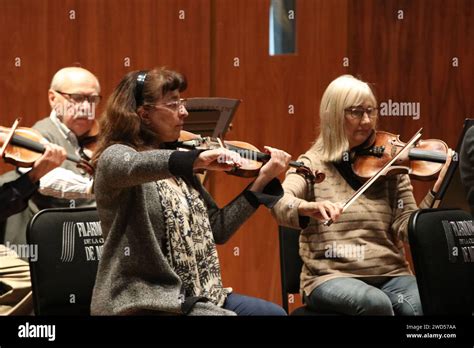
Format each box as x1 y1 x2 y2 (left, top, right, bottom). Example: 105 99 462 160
1 67 99 247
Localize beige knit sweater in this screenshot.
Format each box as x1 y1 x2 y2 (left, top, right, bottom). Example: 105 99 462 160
272 146 434 297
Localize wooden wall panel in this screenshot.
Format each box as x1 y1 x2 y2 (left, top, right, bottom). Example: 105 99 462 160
347 0 474 202
0 0 211 172
0 0 49 174
211 0 349 311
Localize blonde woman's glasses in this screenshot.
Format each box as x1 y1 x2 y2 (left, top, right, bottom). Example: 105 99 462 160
344 106 378 120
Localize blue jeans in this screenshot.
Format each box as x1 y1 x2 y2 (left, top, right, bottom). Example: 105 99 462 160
304 276 423 315
223 293 287 316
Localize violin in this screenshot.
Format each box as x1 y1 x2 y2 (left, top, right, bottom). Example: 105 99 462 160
0 119 94 175
351 129 448 181
324 128 449 226
176 130 325 184
78 119 99 161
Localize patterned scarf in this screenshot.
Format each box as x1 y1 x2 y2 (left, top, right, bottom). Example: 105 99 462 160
156 177 229 306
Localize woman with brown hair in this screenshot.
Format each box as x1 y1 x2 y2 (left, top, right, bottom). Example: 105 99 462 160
90 67 289 315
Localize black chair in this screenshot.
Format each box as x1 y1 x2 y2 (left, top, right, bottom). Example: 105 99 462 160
279 226 336 315
408 208 474 315
27 207 102 315
0 219 5 243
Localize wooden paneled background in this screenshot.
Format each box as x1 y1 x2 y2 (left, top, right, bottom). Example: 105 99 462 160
1 0 472 312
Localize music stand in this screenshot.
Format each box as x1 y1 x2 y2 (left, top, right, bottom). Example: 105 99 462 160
183 97 241 183
432 118 474 211
183 97 240 138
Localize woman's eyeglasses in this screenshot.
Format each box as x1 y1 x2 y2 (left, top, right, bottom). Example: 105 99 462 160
344 106 378 120
150 98 187 112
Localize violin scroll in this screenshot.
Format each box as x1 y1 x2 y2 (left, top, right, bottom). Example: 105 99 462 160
295 166 325 184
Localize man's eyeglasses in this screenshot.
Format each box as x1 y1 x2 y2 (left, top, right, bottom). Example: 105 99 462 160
55 91 102 105
150 98 187 112
344 106 378 120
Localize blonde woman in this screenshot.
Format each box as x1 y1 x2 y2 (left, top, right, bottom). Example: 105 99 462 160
272 75 451 315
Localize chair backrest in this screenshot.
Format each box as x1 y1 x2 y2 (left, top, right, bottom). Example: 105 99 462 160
278 226 303 313
27 207 102 315
408 208 474 315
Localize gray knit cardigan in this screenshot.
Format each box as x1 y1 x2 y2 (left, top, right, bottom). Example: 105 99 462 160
90 144 282 315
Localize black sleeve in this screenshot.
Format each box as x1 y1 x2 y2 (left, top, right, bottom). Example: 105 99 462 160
244 178 284 209
169 150 203 183
0 173 38 221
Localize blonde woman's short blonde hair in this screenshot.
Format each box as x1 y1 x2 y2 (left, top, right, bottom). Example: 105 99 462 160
313 75 377 162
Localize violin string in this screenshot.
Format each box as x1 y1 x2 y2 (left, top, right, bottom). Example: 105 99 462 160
323 129 423 226
345 131 422 210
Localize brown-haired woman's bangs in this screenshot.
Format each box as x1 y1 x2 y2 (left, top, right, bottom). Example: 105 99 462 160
160 69 187 95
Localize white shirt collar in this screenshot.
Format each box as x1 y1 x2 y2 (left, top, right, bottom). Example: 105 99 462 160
49 110 79 148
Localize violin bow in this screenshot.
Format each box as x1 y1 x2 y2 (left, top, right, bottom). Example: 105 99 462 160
0 118 21 158
323 128 424 227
